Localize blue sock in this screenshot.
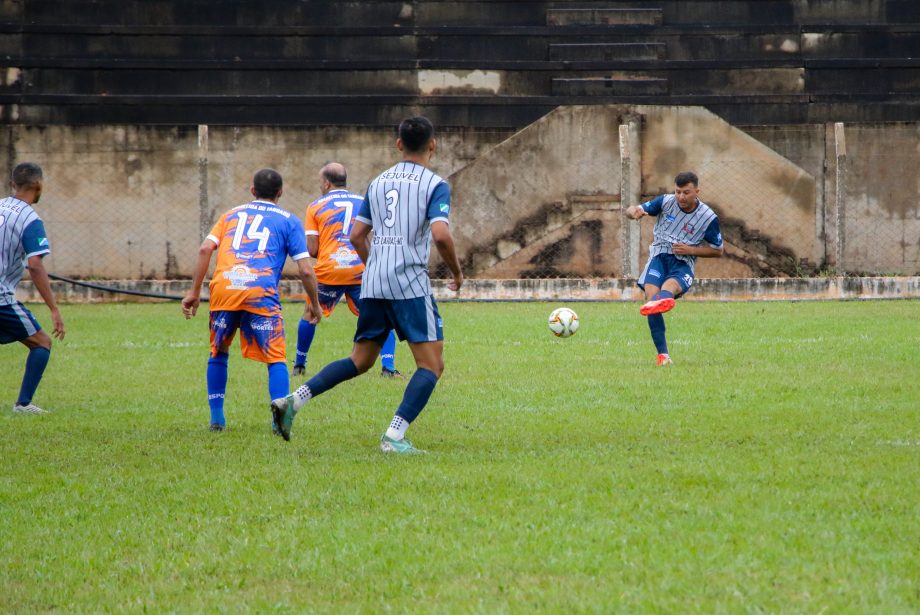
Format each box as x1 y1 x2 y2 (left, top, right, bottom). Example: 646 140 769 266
647 314 668 355
295 318 316 368
16 346 50 406
267 362 289 401
653 290 675 301
305 358 359 399
207 353 229 427
379 330 397 371
395 368 439 423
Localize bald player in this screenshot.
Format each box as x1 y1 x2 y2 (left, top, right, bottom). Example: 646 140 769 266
292 162 402 379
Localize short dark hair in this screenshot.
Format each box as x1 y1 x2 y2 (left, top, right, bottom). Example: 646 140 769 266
674 171 699 187
322 165 347 187
253 168 282 199
12 162 43 189
398 116 434 153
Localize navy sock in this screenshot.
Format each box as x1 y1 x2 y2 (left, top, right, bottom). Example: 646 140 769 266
267 362 289 401
207 353 229 426
647 314 668 355
305 358 359 399
379 330 397 371
295 318 316 367
653 290 675 301
16 346 50 406
395 368 439 423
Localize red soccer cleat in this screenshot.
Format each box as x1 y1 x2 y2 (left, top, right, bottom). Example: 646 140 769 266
656 353 673 366
640 297 675 316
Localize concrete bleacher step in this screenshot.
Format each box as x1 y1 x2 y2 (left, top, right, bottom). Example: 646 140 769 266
549 42 666 61
552 76 669 96
546 8 663 26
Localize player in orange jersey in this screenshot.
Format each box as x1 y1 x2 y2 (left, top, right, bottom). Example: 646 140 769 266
182 168 321 432
292 162 401 378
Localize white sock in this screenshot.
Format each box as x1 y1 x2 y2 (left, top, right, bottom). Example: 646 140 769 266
292 384 312 410
385 415 409 440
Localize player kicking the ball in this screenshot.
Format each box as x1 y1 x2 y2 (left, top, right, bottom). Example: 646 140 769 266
625 171 723 366
272 116 463 453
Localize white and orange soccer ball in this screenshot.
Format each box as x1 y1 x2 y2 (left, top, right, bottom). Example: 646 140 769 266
548 306 579 338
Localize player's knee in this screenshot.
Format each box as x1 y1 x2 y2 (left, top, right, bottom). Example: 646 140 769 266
351 354 376 374
25 330 52 350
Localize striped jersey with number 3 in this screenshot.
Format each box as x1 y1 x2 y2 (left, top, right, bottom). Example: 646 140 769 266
356 161 451 300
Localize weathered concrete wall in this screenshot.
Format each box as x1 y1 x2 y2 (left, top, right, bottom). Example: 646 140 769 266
2 124 513 278
3 114 919 279
448 105 627 273
842 124 920 274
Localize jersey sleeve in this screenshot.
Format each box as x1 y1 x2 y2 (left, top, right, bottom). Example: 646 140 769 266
703 216 723 248
641 195 665 216
355 191 372 226
287 217 310 261
304 203 319 237
206 213 226 246
21 219 50 257
427 181 451 225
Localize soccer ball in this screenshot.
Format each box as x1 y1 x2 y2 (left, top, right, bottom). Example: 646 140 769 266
548 307 579 338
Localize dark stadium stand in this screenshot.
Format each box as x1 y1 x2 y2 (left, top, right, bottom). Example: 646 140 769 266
1 0 919 127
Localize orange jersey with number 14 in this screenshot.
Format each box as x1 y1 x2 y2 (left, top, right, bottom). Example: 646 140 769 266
305 189 365 285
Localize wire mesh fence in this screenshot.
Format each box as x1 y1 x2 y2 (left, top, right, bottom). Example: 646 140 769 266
9 121 920 287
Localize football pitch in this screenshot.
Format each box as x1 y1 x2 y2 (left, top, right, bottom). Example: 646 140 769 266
2 300 918 612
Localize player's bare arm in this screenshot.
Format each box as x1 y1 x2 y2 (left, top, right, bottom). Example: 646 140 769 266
26 254 64 340
349 220 372 264
672 243 724 257
625 205 648 220
306 235 319 259
296 258 322 325
431 220 463 292
182 239 217 319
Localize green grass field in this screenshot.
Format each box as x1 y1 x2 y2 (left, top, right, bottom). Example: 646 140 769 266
1 300 918 613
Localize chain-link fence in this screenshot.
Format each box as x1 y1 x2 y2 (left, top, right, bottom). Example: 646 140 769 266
7 119 919 286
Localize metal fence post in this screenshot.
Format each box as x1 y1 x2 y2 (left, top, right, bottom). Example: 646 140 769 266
198 124 210 242
834 122 846 273
619 116 641 278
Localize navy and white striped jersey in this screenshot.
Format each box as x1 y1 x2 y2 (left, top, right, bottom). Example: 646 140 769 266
0 196 50 306
355 161 451 300
641 194 722 272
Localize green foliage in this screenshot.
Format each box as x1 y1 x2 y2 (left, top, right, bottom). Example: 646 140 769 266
1 301 918 612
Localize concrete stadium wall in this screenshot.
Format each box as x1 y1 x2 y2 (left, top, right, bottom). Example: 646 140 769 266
1 124 513 278
2 115 919 278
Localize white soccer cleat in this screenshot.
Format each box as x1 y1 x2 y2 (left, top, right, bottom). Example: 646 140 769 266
13 403 49 414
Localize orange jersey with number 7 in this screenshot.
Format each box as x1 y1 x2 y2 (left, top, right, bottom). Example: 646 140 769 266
305 189 365 285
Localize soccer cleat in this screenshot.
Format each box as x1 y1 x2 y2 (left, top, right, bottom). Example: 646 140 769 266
12 403 49 414
656 353 673 366
640 297 676 316
209 423 225 432
380 434 426 454
291 364 306 377
380 367 405 379
270 394 297 442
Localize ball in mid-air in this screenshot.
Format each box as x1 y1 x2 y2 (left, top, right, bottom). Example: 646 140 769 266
548 307 579 337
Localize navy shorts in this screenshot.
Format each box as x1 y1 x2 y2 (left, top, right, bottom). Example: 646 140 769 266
355 296 443 345
638 253 695 295
317 283 361 318
0 301 42 344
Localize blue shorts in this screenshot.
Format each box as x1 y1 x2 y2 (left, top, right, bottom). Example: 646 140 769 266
210 310 286 364
317 283 361 318
355 296 443 345
638 253 695 296
0 302 41 344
